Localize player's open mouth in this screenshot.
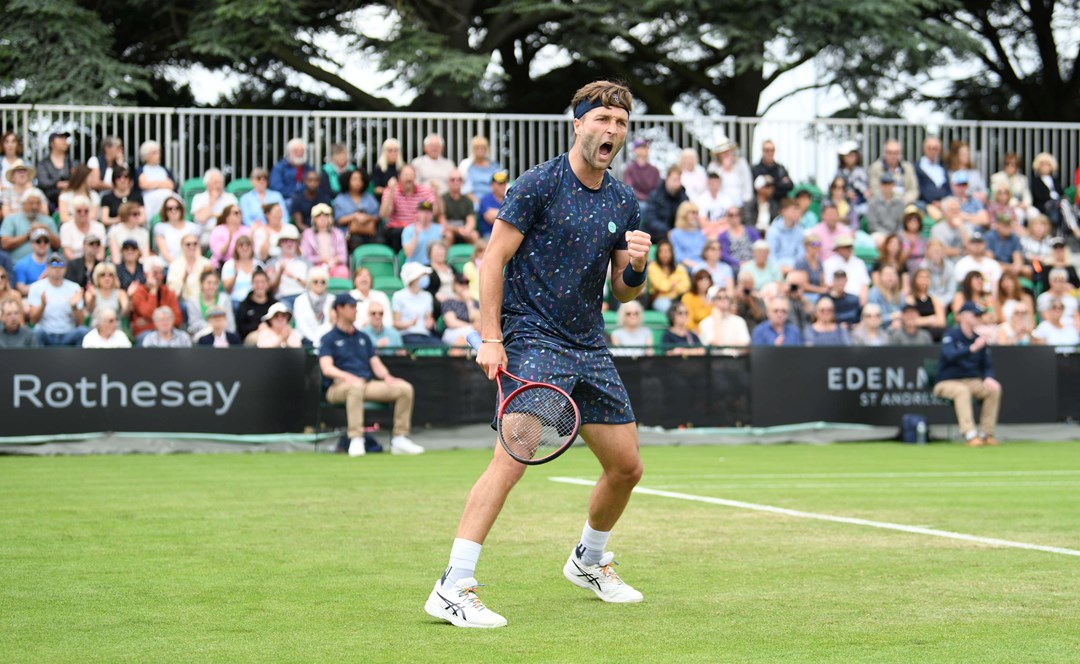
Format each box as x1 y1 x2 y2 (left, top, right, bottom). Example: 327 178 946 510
598 142 613 158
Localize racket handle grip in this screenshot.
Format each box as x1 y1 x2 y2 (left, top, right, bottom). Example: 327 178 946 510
466 331 483 352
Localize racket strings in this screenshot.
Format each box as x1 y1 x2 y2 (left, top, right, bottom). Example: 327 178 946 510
500 386 577 460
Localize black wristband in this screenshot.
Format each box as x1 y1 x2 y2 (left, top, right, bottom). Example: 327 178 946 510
622 262 646 287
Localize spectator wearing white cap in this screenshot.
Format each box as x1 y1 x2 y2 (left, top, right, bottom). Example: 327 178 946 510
393 262 441 347
14 228 53 294
81 307 132 348
706 137 752 207
834 141 868 210
141 306 192 347
293 266 333 346
166 233 212 302
751 139 793 202
267 223 308 309
823 235 870 304
255 302 302 348
301 202 348 279
1 189 58 262
196 306 242 347
60 195 106 261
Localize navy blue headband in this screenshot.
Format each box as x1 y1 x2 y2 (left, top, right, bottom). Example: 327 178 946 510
574 93 627 119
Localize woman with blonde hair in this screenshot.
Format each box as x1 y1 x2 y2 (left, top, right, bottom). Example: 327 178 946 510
669 201 706 267
371 138 401 199
698 286 749 349
85 261 130 319
459 136 502 202
1030 152 1064 231
989 152 1034 220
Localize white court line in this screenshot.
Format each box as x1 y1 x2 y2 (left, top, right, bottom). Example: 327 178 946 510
642 470 1080 480
645 480 1080 490
549 477 1080 558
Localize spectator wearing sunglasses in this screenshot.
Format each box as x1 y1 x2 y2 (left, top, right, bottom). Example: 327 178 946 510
153 196 199 264
27 253 88 346
14 228 54 294
293 266 334 346
59 195 107 261
1033 297 1080 350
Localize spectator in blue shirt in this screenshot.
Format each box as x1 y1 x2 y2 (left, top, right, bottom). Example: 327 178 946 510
289 170 330 230
751 297 803 346
477 171 509 238
319 292 423 457
916 137 950 208
361 300 403 353
984 215 1024 276
932 301 1002 447
766 198 805 270
269 138 315 207
14 228 52 294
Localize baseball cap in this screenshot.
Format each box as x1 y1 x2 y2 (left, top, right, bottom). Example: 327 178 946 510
820 200 837 211
47 252 65 266
1050 236 1067 247
417 199 434 212
753 174 774 190
333 293 358 308
834 235 855 248
959 301 985 316
837 140 859 156
310 202 333 218
491 171 509 184
29 228 50 242
751 239 769 251
206 306 228 318
903 204 922 219
880 172 896 184
951 171 970 185
631 138 650 149
48 131 71 143
121 238 140 251
833 269 848 278
901 304 920 314
969 230 985 242
84 232 103 244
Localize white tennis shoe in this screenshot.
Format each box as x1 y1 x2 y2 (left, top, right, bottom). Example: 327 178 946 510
563 550 643 603
391 435 424 455
424 578 507 628
347 437 366 457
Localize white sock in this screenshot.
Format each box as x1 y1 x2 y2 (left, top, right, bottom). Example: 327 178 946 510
442 538 482 587
576 520 611 566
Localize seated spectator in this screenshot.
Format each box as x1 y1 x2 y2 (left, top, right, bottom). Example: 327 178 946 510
236 269 277 342
81 307 131 348
824 176 858 229
0 265 24 313
1021 215 1055 267
804 297 851 346
267 224 308 309
623 137 660 218
85 261 130 320
222 236 265 307
752 139 794 201
293 267 333 346
916 136 950 209
196 307 242 347
996 302 1036 346
60 195 106 261
734 270 766 329
440 274 479 347
1037 237 1080 293
868 140 918 204
350 266 391 330
1037 268 1079 320
411 133 455 195
693 240 734 295
362 300 404 352
644 166 688 242
933 301 1002 446
252 202 287 262
134 141 176 224
240 168 286 226
793 187 818 228
834 141 868 212
371 138 401 199
255 302 302 348
129 257 181 339
741 239 784 296
900 206 927 273
751 297 802 346
986 183 1018 228
108 202 150 262
1 189 59 263
99 167 142 227
670 202 707 268
918 238 956 302
646 239 690 313
14 228 52 295
984 215 1023 278
270 138 314 206
439 169 478 245
153 196 198 265
851 303 888 346
402 200 445 267
694 172 734 232
426 241 456 305
37 132 73 212
662 302 706 356
989 152 1035 221
462 239 483 300
794 232 827 299
950 171 989 228
720 205 760 272
2 162 35 219
27 253 88 346
868 264 905 328
477 171 509 239
320 292 423 456
141 306 192 348
300 203 347 279
951 271 999 323
707 137 753 207
68 233 106 290
333 169 381 252
290 170 330 230
678 148 708 200
866 172 905 239
698 286 750 348
459 135 502 203
379 164 435 252
767 198 805 270
209 204 252 270
167 233 212 302
822 235 870 304
954 232 1002 296
783 270 814 335
319 143 355 200
907 268 946 340
58 165 101 225
888 304 933 346
392 263 441 346
948 140 987 199
191 168 238 242
810 200 848 260
824 270 862 326
1030 152 1065 232
609 299 652 357
186 268 235 339
116 239 146 290
681 269 714 333
0 297 36 347
743 175 779 234
996 272 1035 324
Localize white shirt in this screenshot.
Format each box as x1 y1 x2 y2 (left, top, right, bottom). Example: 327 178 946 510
953 255 1002 295
350 288 391 330
1037 292 1079 318
680 166 708 200
698 313 750 347
60 220 106 259
823 253 871 297
391 287 434 335
1033 320 1079 348
693 190 734 223
82 328 132 348
293 290 334 345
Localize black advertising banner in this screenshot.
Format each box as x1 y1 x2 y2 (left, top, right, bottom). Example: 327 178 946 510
1 349 308 435
750 346 1058 427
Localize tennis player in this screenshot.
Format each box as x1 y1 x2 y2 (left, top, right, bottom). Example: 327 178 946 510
425 80 652 628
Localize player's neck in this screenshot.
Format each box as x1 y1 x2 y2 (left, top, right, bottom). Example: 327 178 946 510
568 148 604 190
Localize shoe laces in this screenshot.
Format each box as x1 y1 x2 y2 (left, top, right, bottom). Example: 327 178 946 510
459 583 488 610
599 559 623 584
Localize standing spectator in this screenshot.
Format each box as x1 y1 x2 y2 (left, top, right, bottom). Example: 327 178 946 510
108 202 150 262
867 264 904 327
888 304 933 345
681 269 714 333
268 224 308 309
99 167 143 227
0 131 25 193
370 138 401 199
222 236 264 308
804 297 851 346
477 171 509 239
293 266 333 346
412 133 455 195
14 229 52 294
334 169 381 252
766 198 805 270
133 141 175 223
361 300 403 351
85 261 130 320
953 232 1002 296
440 274 480 347
36 131 74 211
86 136 125 192
2 162 35 218
989 153 1034 221
661 302 706 356
27 253 87 346
255 302 302 348
379 164 436 252
734 270 766 328
678 148 708 200
290 169 330 230
669 202 707 268
196 307 242 347
115 239 146 289
866 172 905 239
60 196 106 261
81 308 132 349
458 136 502 203
750 297 802 346
235 269 277 342
868 139 918 204
946 140 987 203
64 234 104 288
698 286 750 348
402 200 445 266
720 205 760 272
824 270 862 327
706 137 753 207
240 168 286 226
0 297 36 348
900 206 927 273
392 262 441 347
743 175 779 234
252 203 287 262
269 138 314 206
622 138 659 217
153 196 198 264
907 267 947 340
741 239 783 294
141 306 192 348
209 205 251 269
609 299 652 357
167 233 212 302
349 266 391 330
794 232 828 299
693 240 734 295
439 169 478 245
851 303 888 346
301 203 348 279
916 136 950 209
321 292 422 456
834 141 868 211
933 301 1002 446
645 166 689 242
823 236 870 303
185 269 235 339
1030 152 1066 232
2 190 59 262
319 143 355 200
191 168 238 244
694 172 733 235
646 239 690 313
1033 297 1080 349
128 257 181 339
751 139 793 201
57 165 101 224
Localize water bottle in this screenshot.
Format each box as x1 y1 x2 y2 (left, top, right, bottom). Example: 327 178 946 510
916 420 927 445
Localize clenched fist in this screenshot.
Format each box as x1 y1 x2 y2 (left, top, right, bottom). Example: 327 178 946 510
624 230 651 271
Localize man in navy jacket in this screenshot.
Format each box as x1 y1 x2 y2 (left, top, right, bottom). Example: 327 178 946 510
932 301 1002 447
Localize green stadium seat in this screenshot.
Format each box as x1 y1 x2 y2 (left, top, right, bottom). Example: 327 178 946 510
226 178 254 197
352 243 395 268
148 214 162 253
374 275 404 296
180 177 206 211
642 310 667 329
447 244 474 273
327 278 352 293
603 310 618 327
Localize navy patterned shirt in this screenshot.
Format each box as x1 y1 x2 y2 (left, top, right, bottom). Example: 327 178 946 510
497 154 641 350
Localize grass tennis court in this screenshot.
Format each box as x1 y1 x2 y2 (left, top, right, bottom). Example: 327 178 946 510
4 441 1080 662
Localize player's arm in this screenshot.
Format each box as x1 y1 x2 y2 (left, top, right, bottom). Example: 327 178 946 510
610 230 651 303
476 219 525 379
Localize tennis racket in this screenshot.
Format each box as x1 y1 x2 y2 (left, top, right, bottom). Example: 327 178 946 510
467 331 581 465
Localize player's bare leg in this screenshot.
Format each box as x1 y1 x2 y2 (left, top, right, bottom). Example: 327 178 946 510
456 440 527 543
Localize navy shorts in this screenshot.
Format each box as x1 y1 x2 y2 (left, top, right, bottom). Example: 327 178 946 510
499 337 635 426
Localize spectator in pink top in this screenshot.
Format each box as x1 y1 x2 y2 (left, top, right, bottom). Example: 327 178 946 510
811 202 848 260
209 204 252 269
301 203 348 278
379 164 436 253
